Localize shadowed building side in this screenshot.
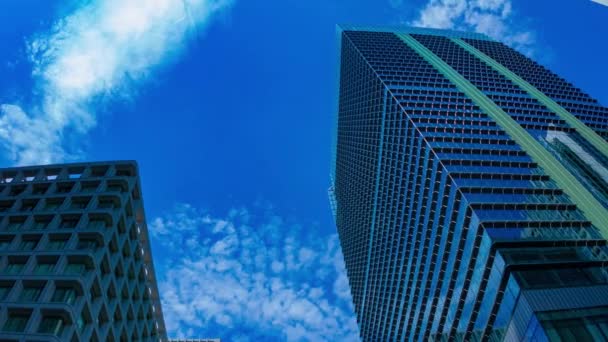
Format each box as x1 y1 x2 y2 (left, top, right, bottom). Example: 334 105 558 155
0 161 167 341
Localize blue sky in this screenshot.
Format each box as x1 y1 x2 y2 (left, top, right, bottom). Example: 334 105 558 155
0 0 607 340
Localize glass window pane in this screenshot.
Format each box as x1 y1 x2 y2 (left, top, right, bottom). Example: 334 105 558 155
3 314 29 332
65 263 86 275
19 287 42 301
38 316 64 335
51 287 77 305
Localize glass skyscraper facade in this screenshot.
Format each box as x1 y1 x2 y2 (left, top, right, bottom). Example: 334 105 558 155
331 26 608 341
0 161 166 341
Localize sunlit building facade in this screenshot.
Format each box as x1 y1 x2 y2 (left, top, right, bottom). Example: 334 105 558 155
331 26 608 341
0 161 166 341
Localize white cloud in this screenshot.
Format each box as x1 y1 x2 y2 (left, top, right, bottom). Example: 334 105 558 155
0 0 233 165
411 0 534 54
150 203 359 341
0 104 68 165
591 0 608 6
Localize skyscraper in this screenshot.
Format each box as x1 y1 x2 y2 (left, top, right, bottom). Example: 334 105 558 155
331 26 608 341
0 161 166 341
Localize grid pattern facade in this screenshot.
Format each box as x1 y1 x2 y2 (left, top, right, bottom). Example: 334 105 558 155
333 27 608 342
0 161 166 341
461 38 608 140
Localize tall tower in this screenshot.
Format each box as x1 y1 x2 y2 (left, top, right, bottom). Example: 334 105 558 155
331 26 608 341
0 161 166 341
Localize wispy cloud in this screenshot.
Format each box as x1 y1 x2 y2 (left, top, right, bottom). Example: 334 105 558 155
150 203 359 341
591 0 608 7
0 0 232 166
411 0 534 54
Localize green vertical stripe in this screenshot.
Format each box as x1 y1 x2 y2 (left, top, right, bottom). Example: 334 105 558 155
452 38 608 161
396 33 608 238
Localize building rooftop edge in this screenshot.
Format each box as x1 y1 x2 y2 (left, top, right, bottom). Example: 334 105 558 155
0 160 139 172
336 24 495 41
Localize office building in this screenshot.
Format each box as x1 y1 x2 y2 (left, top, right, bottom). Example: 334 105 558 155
331 26 608 341
0 161 166 341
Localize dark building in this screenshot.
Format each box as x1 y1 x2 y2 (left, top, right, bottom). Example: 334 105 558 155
331 26 608 341
0 161 166 341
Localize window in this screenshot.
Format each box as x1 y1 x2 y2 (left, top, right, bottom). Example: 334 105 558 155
76 310 90 333
129 225 137 240
76 238 99 251
2 173 16 183
45 170 60 180
122 243 131 258
106 283 116 299
5 260 26 274
97 199 115 209
91 166 108 177
32 184 50 195
68 168 83 179
101 259 111 276
20 200 38 212
0 200 13 212
91 282 101 301
115 168 133 177
76 315 85 332
6 217 26 231
516 267 604 289
23 173 36 182
65 263 86 275
114 264 124 278
55 182 74 194
34 261 56 275
128 266 135 280
126 202 134 219
70 197 90 210
52 287 77 305
38 316 65 336
9 186 26 196
0 237 13 250
109 236 119 253
47 238 68 250
117 220 127 234
19 238 39 251
33 216 52 230
106 182 125 193
0 282 13 300
19 286 43 301
550 318 594 341
88 218 107 230
132 185 141 200
80 182 99 193
59 216 80 229
3 312 30 332
44 198 64 211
